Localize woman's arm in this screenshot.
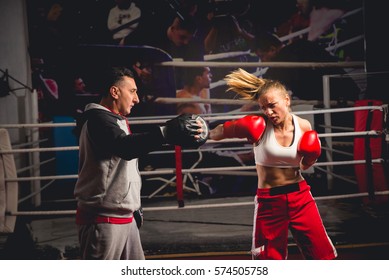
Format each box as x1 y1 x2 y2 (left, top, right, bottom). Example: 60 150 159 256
209 124 225 141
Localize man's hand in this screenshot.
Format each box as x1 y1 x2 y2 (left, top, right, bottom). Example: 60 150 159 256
162 114 209 148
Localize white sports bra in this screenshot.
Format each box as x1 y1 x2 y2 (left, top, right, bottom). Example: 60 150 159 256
254 114 302 168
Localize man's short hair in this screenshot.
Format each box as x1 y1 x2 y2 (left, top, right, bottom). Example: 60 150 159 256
253 31 283 52
173 14 198 35
182 67 206 86
100 66 135 96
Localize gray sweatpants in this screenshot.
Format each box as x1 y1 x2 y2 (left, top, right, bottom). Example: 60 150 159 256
78 221 145 260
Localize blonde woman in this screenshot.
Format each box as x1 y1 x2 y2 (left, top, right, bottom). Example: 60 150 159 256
209 68 337 260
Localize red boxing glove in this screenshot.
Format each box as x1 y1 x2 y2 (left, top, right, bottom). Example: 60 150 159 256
223 115 266 143
298 130 321 167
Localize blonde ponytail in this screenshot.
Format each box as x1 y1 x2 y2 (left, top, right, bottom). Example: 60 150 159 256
224 68 287 101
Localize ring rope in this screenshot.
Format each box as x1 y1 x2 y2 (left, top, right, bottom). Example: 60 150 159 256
0 129 380 155
16 157 55 174
314 166 357 185
18 179 55 204
7 190 389 216
3 158 384 182
0 105 384 130
204 50 251 61
153 97 362 109
331 141 353 147
154 97 342 106
0 146 79 154
321 146 353 157
318 124 354 131
0 122 75 129
319 130 380 138
149 146 251 155
12 138 48 148
157 60 365 68
325 35 364 52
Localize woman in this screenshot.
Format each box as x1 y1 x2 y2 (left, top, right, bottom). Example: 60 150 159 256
209 68 337 260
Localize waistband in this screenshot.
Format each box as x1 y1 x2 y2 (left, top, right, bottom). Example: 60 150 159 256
76 208 133 225
257 180 309 196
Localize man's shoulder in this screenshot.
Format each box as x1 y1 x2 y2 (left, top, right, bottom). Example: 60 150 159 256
84 107 120 125
176 90 193 98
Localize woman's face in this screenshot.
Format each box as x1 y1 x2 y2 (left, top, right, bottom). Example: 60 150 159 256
258 88 290 125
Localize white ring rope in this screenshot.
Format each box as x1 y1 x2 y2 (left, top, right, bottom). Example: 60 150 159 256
7 190 389 216
326 35 364 52
3 158 384 183
18 180 55 204
149 146 251 155
321 146 353 157
318 125 354 132
154 97 354 107
12 138 48 148
204 50 252 61
0 105 384 130
319 130 380 138
314 166 357 185
16 157 55 174
0 129 381 155
158 60 365 68
0 146 79 154
0 122 75 129
154 98 362 112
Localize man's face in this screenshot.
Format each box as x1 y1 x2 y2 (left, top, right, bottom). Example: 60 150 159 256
74 78 86 93
255 48 276 62
199 67 212 88
171 28 194 47
112 76 139 116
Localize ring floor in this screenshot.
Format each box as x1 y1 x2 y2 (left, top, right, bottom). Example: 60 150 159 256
1 194 389 260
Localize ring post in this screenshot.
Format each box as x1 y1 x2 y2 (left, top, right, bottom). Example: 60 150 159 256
175 146 184 207
0 128 18 233
323 75 334 191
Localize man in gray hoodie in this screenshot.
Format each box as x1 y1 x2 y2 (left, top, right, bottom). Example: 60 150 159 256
74 66 207 259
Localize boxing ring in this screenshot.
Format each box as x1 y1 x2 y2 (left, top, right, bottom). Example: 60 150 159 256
1 10 389 257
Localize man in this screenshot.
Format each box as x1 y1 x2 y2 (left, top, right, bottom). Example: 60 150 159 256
74 66 207 259
176 66 212 115
253 31 360 101
107 0 142 45
72 76 100 114
131 14 204 90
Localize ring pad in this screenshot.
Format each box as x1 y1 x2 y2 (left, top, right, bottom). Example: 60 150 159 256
195 115 209 144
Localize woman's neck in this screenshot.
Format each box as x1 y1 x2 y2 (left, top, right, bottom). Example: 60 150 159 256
274 113 293 131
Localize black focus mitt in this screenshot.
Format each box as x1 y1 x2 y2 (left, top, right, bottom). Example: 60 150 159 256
162 113 209 148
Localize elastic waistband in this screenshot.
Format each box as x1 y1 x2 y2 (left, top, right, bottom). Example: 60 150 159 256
257 180 309 196
76 208 133 225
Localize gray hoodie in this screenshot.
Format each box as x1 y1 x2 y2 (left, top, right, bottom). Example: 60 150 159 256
74 103 165 218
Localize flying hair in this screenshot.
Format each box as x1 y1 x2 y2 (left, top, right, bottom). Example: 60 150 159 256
224 68 287 101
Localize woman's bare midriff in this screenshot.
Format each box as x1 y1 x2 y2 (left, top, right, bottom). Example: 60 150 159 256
256 164 304 189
